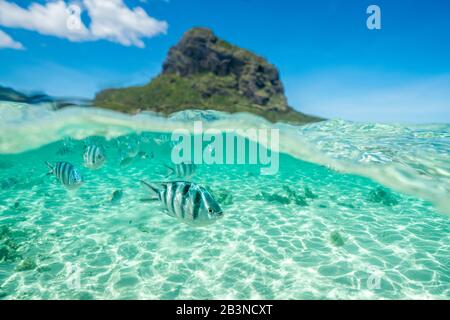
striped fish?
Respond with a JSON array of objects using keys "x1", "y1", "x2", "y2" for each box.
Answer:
[
  {"x1": 83, "y1": 145, "x2": 106, "y2": 169},
  {"x1": 165, "y1": 162, "x2": 196, "y2": 178},
  {"x1": 45, "y1": 161, "x2": 83, "y2": 188},
  {"x1": 140, "y1": 180, "x2": 223, "y2": 226}
]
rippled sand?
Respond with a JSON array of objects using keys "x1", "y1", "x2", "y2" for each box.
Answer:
[
  {"x1": 1, "y1": 104, "x2": 449, "y2": 300},
  {"x1": 0, "y1": 132, "x2": 449, "y2": 300}
]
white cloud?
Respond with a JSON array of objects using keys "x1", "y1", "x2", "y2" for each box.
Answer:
[
  {"x1": 0, "y1": 29, "x2": 23, "y2": 49},
  {"x1": 0, "y1": 0, "x2": 90, "y2": 41},
  {"x1": 0, "y1": 0, "x2": 168, "y2": 47},
  {"x1": 84, "y1": 0, "x2": 168, "y2": 48}
]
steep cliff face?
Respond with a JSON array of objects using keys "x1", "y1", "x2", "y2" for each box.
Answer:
[
  {"x1": 162, "y1": 28, "x2": 288, "y2": 111},
  {"x1": 95, "y1": 27, "x2": 322, "y2": 124}
]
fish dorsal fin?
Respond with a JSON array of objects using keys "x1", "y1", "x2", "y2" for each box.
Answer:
[
  {"x1": 140, "y1": 180, "x2": 160, "y2": 196},
  {"x1": 163, "y1": 164, "x2": 175, "y2": 179}
]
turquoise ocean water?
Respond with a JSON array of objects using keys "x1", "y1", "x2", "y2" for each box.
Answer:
[{"x1": 0, "y1": 102, "x2": 449, "y2": 299}]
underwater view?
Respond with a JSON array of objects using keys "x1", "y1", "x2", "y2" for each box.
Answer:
[
  {"x1": 0, "y1": 102, "x2": 448, "y2": 300},
  {"x1": 1, "y1": 0, "x2": 449, "y2": 304}
]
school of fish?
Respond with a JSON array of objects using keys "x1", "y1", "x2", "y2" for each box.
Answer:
[{"x1": 45, "y1": 138, "x2": 223, "y2": 226}]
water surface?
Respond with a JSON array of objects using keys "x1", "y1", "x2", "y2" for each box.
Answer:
[{"x1": 0, "y1": 102, "x2": 449, "y2": 299}]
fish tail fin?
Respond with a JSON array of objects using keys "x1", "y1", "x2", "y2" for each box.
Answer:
[
  {"x1": 45, "y1": 161, "x2": 54, "y2": 175},
  {"x1": 140, "y1": 180, "x2": 160, "y2": 198}
]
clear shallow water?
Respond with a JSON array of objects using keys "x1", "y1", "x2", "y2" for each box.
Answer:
[{"x1": 0, "y1": 102, "x2": 449, "y2": 300}]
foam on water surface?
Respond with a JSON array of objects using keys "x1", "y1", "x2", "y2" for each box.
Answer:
[{"x1": 0, "y1": 102, "x2": 449, "y2": 299}]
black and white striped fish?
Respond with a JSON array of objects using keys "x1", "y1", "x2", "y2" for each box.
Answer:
[
  {"x1": 140, "y1": 180, "x2": 223, "y2": 225},
  {"x1": 83, "y1": 145, "x2": 106, "y2": 169},
  {"x1": 45, "y1": 161, "x2": 83, "y2": 188},
  {"x1": 165, "y1": 162, "x2": 196, "y2": 178}
]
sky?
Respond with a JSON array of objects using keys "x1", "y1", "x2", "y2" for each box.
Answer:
[{"x1": 0, "y1": 0, "x2": 449, "y2": 123}]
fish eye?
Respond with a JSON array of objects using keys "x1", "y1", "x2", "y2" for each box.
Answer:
[{"x1": 208, "y1": 208, "x2": 213, "y2": 213}]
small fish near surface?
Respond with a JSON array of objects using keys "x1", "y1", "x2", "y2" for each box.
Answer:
[
  {"x1": 120, "y1": 156, "x2": 135, "y2": 167},
  {"x1": 165, "y1": 162, "x2": 197, "y2": 178},
  {"x1": 83, "y1": 145, "x2": 106, "y2": 169},
  {"x1": 153, "y1": 135, "x2": 170, "y2": 145},
  {"x1": 119, "y1": 139, "x2": 140, "y2": 158},
  {"x1": 119, "y1": 150, "x2": 151, "y2": 167},
  {"x1": 45, "y1": 161, "x2": 83, "y2": 189},
  {"x1": 140, "y1": 180, "x2": 223, "y2": 226}
]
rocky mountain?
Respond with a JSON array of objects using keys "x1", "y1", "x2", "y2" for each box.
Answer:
[{"x1": 94, "y1": 27, "x2": 322, "y2": 124}]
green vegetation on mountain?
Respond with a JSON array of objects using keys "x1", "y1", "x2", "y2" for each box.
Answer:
[{"x1": 95, "y1": 27, "x2": 322, "y2": 124}]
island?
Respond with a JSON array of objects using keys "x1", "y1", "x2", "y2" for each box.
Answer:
[{"x1": 94, "y1": 27, "x2": 322, "y2": 124}]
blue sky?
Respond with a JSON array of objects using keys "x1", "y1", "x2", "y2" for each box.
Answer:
[{"x1": 0, "y1": 0, "x2": 449, "y2": 123}]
